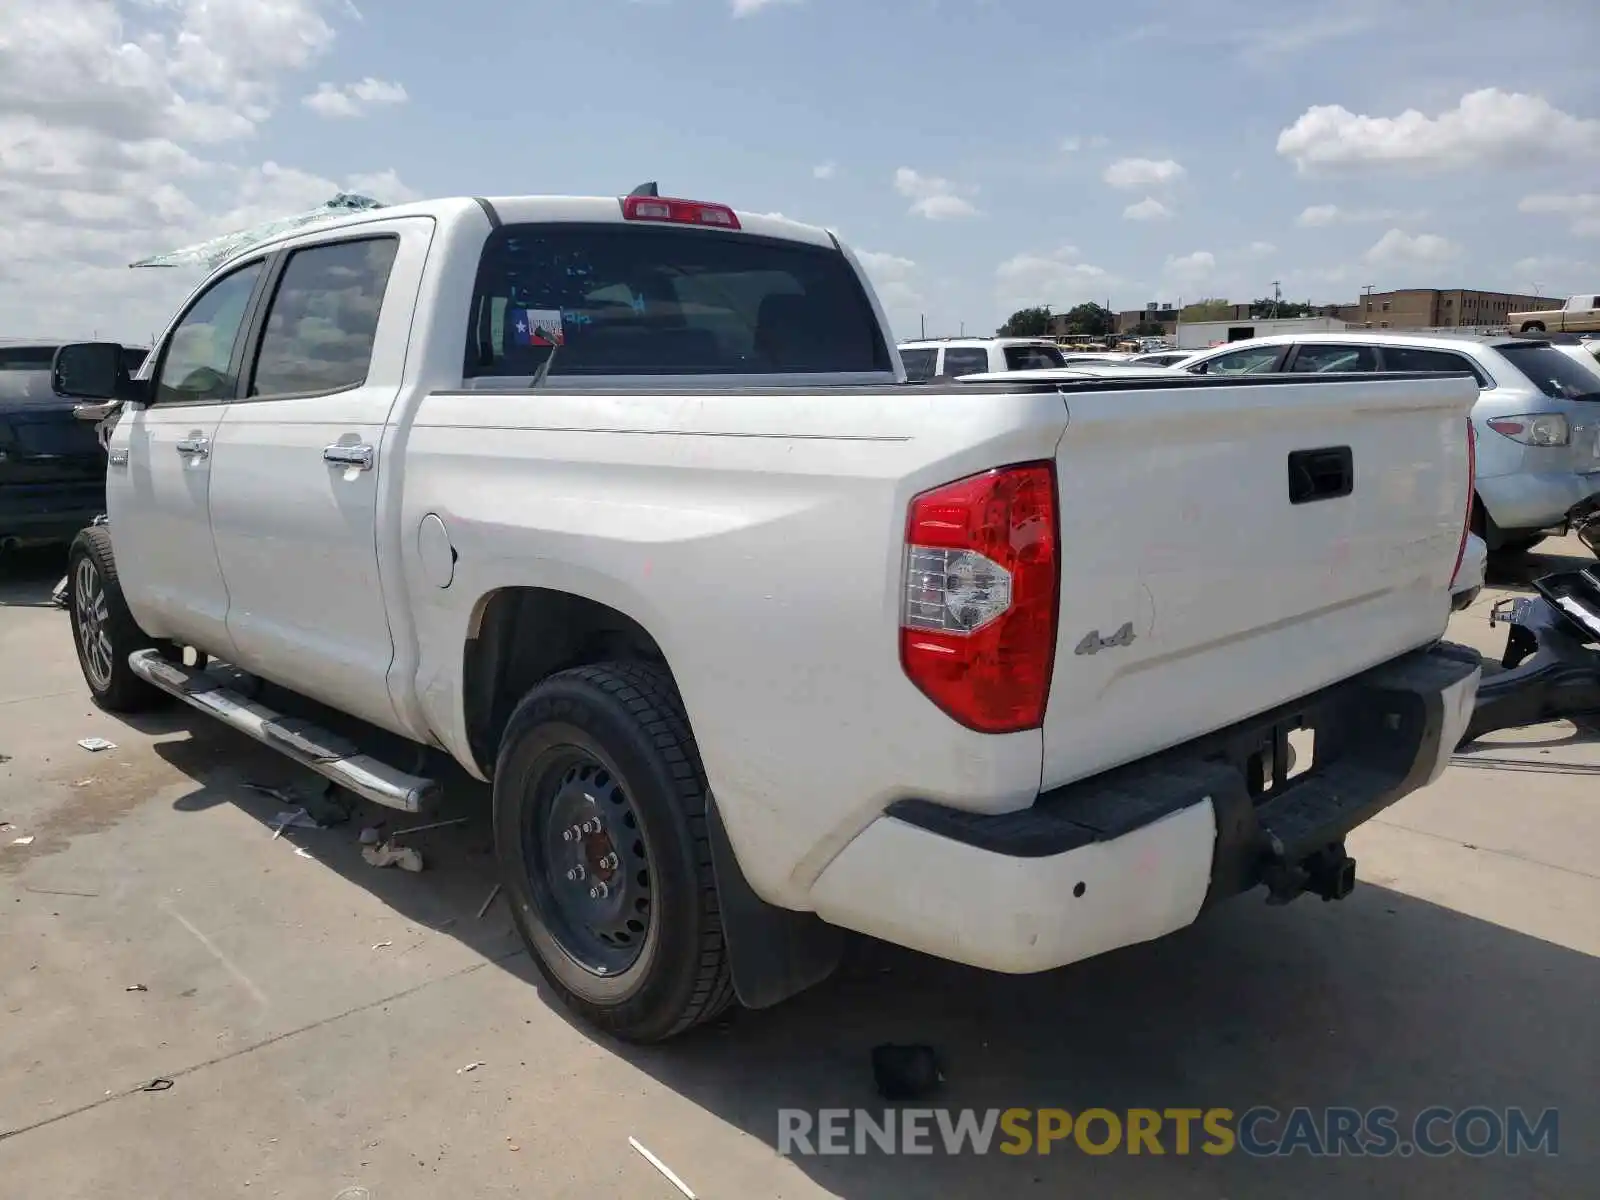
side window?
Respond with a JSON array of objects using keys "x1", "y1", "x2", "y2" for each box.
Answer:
[
  {"x1": 1288, "y1": 344, "x2": 1379, "y2": 373},
  {"x1": 249, "y1": 237, "x2": 399, "y2": 398},
  {"x1": 1191, "y1": 346, "x2": 1282, "y2": 375},
  {"x1": 1384, "y1": 346, "x2": 1486, "y2": 385},
  {"x1": 941, "y1": 347, "x2": 990, "y2": 376},
  {"x1": 899, "y1": 348, "x2": 937, "y2": 381},
  {"x1": 153, "y1": 261, "x2": 264, "y2": 405},
  {"x1": 1004, "y1": 345, "x2": 1067, "y2": 370}
]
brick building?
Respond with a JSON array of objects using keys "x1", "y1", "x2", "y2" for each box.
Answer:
[{"x1": 1337, "y1": 289, "x2": 1567, "y2": 330}]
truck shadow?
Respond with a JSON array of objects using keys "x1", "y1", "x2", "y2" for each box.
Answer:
[
  {"x1": 147, "y1": 720, "x2": 1598, "y2": 1200},
  {"x1": 0, "y1": 547, "x2": 67, "y2": 610},
  {"x1": 1485, "y1": 539, "x2": 1592, "y2": 591}
]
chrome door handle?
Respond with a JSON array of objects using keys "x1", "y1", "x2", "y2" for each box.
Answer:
[
  {"x1": 323, "y1": 443, "x2": 374, "y2": 470},
  {"x1": 175, "y1": 437, "x2": 210, "y2": 458}
]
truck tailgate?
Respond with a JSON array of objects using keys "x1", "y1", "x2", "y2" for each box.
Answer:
[{"x1": 1041, "y1": 373, "x2": 1475, "y2": 789}]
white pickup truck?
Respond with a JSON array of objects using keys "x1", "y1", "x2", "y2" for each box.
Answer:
[{"x1": 52, "y1": 190, "x2": 1481, "y2": 1042}]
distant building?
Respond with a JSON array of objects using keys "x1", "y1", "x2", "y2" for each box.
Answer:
[
  {"x1": 1112, "y1": 302, "x2": 1182, "y2": 336},
  {"x1": 1174, "y1": 316, "x2": 1351, "y2": 351},
  {"x1": 1338, "y1": 289, "x2": 1568, "y2": 330}
]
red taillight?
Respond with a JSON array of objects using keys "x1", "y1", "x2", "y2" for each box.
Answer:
[
  {"x1": 900, "y1": 463, "x2": 1059, "y2": 733},
  {"x1": 1452, "y1": 416, "x2": 1476, "y2": 585},
  {"x1": 620, "y1": 195, "x2": 742, "y2": 230}
]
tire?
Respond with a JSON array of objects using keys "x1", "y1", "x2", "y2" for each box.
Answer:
[
  {"x1": 492, "y1": 662, "x2": 734, "y2": 1043},
  {"x1": 66, "y1": 526, "x2": 171, "y2": 713},
  {"x1": 1521, "y1": 322, "x2": 1545, "y2": 334}
]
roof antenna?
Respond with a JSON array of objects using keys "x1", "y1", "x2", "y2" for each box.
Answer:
[{"x1": 628, "y1": 182, "x2": 660, "y2": 198}]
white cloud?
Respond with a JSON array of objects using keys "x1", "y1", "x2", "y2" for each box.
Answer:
[
  {"x1": 1363, "y1": 229, "x2": 1461, "y2": 267},
  {"x1": 1511, "y1": 255, "x2": 1598, "y2": 294},
  {"x1": 994, "y1": 245, "x2": 1116, "y2": 309},
  {"x1": 303, "y1": 77, "x2": 408, "y2": 119},
  {"x1": 1163, "y1": 250, "x2": 1216, "y2": 283},
  {"x1": 731, "y1": 0, "x2": 799, "y2": 14},
  {"x1": 812, "y1": 161, "x2": 837, "y2": 180},
  {"x1": 1061, "y1": 134, "x2": 1110, "y2": 153},
  {"x1": 1122, "y1": 196, "x2": 1171, "y2": 222},
  {"x1": 1247, "y1": 241, "x2": 1277, "y2": 256},
  {"x1": 0, "y1": 1, "x2": 414, "y2": 339},
  {"x1": 1519, "y1": 192, "x2": 1600, "y2": 237},
  {"x1": 1277, "y1": 88, "x2": 1600, "y2": 174},
  {"x1": 1102, "y1": 157, "x2": 1185, "y2": 189},
  {"x1": 894, "y1": 167, "x2": 980, "y2": 220},
  {"x1": 1295, "y1": 203, "x2": 1418, "y2": 227}
]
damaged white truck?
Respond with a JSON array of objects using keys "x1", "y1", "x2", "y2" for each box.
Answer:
[{"x1": 53, "y1": 190, "x2": 1480, "y2": 1042}]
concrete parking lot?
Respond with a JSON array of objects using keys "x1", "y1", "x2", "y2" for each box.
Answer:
[{"x1": 2, "y1": 544, "x2": 1596, "y2": 1199}]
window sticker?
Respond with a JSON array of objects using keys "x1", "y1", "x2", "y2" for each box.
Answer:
[{"x1": 513, "y1": 309, "x2": 565, "y2": 347}]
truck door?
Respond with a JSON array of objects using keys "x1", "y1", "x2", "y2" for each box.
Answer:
[
  {"x1": 109, "y1": 257, "x2": 269, "y2": 656},
  {"x1": 206, "y1": 218, "x2": 433, "y2": 732}
]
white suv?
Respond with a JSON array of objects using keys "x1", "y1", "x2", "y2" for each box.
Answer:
[{"x1": 896, "y1": 337, "x2": 1067, "y2": 381}]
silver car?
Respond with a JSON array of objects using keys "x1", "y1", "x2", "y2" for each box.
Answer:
[{"x1": 1175, "y1": 333, "x2": 1600, "y2": 554}]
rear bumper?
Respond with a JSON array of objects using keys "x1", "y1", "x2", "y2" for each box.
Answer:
[
  {"x1": 808, "y1": 644, "x2": 1480, "y2": 974},
  {"x1": 1477, "y1": 470, "x2": 1600, "y2": 537},
  {"x1": 0, "y1": 481, "x2": 104, "y2": 543}
]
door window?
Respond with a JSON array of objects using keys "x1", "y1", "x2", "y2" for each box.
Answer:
[
  {"x1": 941, "y1": 347, "x2": 990, "y2": 376},
  {"x1": 1189, "y1": 345, "x2": 1282, "y2": 375},
  {"x1": 1288, "y1": 344, "x2": 1379, "y2": 373},
  {"x1": 1382, "y1": 346, "x2": 1487, "y2": 385},
  {"x1": 899, "y1": 348, "x2": 937, "y2": 381},
  {"x1": 249, "y1": 237, "x2": 399, "y2": 398},
  {"x1": 153, "y1": 261, "x2": 264, "y2": 405}
]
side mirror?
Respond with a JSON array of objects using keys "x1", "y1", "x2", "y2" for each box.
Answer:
[
  {"x1": 52, "y1": 342, "x2": 129, "y2": 401},
  {"x1": 73, "y1": 400, "x2": 121, "y2": 423}
]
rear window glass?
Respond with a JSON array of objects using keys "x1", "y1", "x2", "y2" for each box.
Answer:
[
  {"x1": 942, "y1": 347, "x2": 990, "y2": 376},
  {"x1": 1499, "y1": 344, "x2": 1600, "y2": 399},
  {"x1": 899, "y1": 347, "x2": 937, "y2": 381},
  {"x1": 1382, "y1": 346, "x2": 1485, "y2": 384},
  {"x1": 1289, "y1": 344, "x2": 1379, "y2": 373},
  {"x1": 1004, "y1": 344, "x2": 1067, "y2": 370},
  {"x1": 466, "y1": 224, "x2": 891, "y2": 377}
]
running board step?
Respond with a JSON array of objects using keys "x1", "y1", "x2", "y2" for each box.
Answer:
[{"x1": 128, "y1": 649, "x2": 440, "y2": 814}]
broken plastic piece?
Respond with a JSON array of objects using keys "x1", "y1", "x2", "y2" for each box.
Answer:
[
  {"x1": 11, "y1": 835, "x2": 34, "y2": 846},
  {"x1": 125, "y1": 984, "x2": 148, "y2": 992},
  {"x1": 77, "y1": 737, "x2": 117, "y2": 752},
  {"x1": 142, "y1": 1078, "x2": 174, "y2": 1092},
  {"x1": 457, "y1": 1061, "x2": 484, "y2": 1074},
  {"x1": 476, "y1": 883, "x2": 502, "y2": 920},
  {"x1": 358, "y1": 827, "x2": 383, "y2": 846},
  {"x1": 361, "y1": 841, "x2": 423, "y2": 872},
  {"x1": 271, "y1": 809, "x2": 323, "y2": 840},
  {"x1": 628, "y1": 1137, "x2": 697, "y2": 1199}
]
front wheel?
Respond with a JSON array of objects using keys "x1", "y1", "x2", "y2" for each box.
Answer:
[
  {"x1": 492, "y1": 662, "x2": 734, "y2": 1043},
  {"x1": 67, "y1": 526, "x2": 170, "y2": 713},
  {"x1": 1521, "y1": 322, "x2": 1546, "y2": 333}
]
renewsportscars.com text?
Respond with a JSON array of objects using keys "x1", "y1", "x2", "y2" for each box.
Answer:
[{"x1": 777, "y1": 1106, "x2": 1559, "y2": 1158}]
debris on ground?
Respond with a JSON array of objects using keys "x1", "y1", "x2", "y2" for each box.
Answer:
[
  {"x1": 870, "y1": 1043, "x2": 944, "y2": 1101},
  {"x1": 392, "y1": 816, "x2": 469, "y2": 838},
  {"x1": 293, "y1": 847, "x2": 315, "y2": 860},
  {"x1": 0, "y1": 822, "x2": 12, "y2": 832},
  {"x1": 270, "y1": 809, "x2": 323, "y2": 840},
  {"x1": 141, "y1": 1078, "x2": 174, "y2": 1092},
  {"x1": 476, "y1": 883, "x2": 502, "y2": 920},
  {"x1": 73, "y1": 778, "x2": 94, "y2": 787},
  {"x1": 361, "y1": 840, "x2": 423, "y2": 872},
  {"x1": 0, "y1": 753, "x2": 11, "y2": 764},
  {"x1": 24, "y1": 885, "x2": 99, "y2": 897},
  {"x1": 125, "y1": 984, "x2": 147, "y2": 992},
  {"x1": 628, "y1": 1137, "x2": 697, "y2": 1199},
  {"x1": 372, "y1": 941, "x2": 393, "y2": 951},
  {"x1": 457, "y1": 1061, "x2": 484, "y2": 1074},
  {"x1": 358, "y1": 826, "x2": 383, "y2": 846},
  {"x1": 247, "y1": 781, "x2": 350, "y2": 826},
  {"x1": 76, "y1": 737, "x2": 117, "y2": 753},
  {"x1": 11, "y1": 835, "x2": 35, "y2": 846}
]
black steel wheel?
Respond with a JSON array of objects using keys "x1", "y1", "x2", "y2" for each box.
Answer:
[{"x1": 492, "y1": 662, "x2": 733, "y2": 1043}]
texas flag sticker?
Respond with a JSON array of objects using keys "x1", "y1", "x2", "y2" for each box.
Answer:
[{"x1": 513, "y1": 309, "x2": 565, "y2": 347}]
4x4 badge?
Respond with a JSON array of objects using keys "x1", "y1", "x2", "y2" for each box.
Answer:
[{"x1": 1075, "y1": 622, "x2": 1136, "y2": 657}]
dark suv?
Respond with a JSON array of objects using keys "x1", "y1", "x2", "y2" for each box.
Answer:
[{"x1": 0, "y1": 343, "x2": 148, "y2": 550}]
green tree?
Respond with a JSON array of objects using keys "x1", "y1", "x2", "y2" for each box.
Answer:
[
  {"x1": 1180, "y1": 297, "x2": 1234, "y2": 321},
  {"x1": 1248, "y1": 297, "x2": 1317, "y2": 319},
  {"x1": 1132, "y1": 320, "x2": 1168, "y2": 337},
  {"x1": 1060, "y1": 302, "x2": 1114, "y2": 336},
  {"x1": 997, "y1": 305, "x2": 1053, "y2": 336}
]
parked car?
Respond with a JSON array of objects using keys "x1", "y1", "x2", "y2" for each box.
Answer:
[
  {"x1": 1553, "y1": 338, "x2": 1600, "y2": 383},
  {"x1": 52, "y1": 192, "x2": 1479, "y2": 1043},
  {"x1": 1175, "y1": 332, "x2": 1600, "y2": 555},
  {"x1": 0, "y1": 342, "x2": 146, "y2": 551},
  {"x1": 1128, "y1": 350, "x2": 1195, "y2": 368},
  {"x1": 896, "y1": 337, "x2": 1066, "y2": 380},
  {"x1": 1509, "y1": 293, "x2": 1600, "y2": 335}
]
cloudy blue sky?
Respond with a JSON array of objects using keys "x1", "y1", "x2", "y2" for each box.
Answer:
[{"x1": 2, "y1": 0, "x2": 1597, "y2": 343}]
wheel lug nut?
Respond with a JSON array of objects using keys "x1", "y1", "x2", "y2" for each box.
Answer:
[
  {"x1": 589, "y1": 883, "x2": 610, "y2": 900},
  {"x1": 566, "y1": 866, "x2": 585, "y2": 882},
  {"x1": 599, "y1": 853, "x2": 619, "y2": 871}
]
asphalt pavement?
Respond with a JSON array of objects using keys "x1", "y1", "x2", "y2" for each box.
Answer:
[{"x1": 1, "y1": 542, "x2": 1596, "y2": 1199}]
